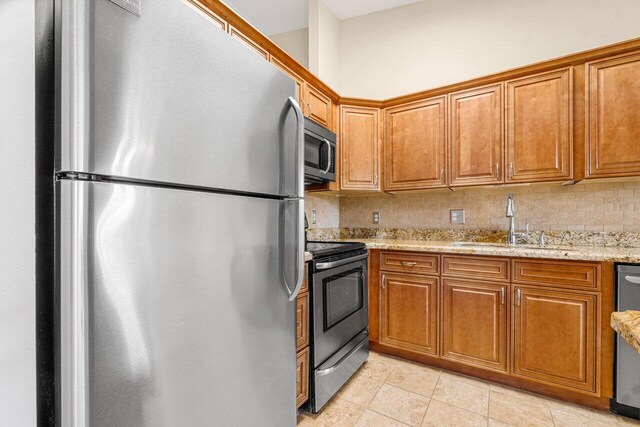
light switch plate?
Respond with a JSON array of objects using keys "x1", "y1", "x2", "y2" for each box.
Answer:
[
  {"x1": 373, "y1": 211, "x2": 380, "y2": 224},
  {"x1": 311, "y1": 209, "x2": 317, "y2": 225},
  {"x1": 450, "y1": 209, "x2": 465, "y2": 224}
]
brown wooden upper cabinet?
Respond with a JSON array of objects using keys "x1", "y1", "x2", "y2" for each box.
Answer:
[
  {"x1": 506, "y1": 68, "x2": 573, "y2": 183},
  {"x1": 449, "y1": 84, "x2": 504, "y2": 186},
  {"x1": 586, "y1": 52, "x2": 640, "y2": 178},
  {"x1": 228, "y1": 25, "x2": 269, "y2": 60},
  {"x1": 270, "y1": 56, "x2": 304, "y2": 111},
  {"x1": 340, "y1": 105, "x2": 381, "y2": 191},
  {"x1": 304, "y1": 84, "x2": 333, "y2": 131},
  {"x1": 385, "y1": 97, "x2": 448, "y2": 191}
]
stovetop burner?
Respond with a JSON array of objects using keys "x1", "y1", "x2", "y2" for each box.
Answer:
[{"x1": 306, "y1": 241, "x2": 366, "y2": 259}]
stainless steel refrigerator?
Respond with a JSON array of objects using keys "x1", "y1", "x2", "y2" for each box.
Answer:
[{"x1": 55, "y1": 0, "x2": 305, "y2": 425}]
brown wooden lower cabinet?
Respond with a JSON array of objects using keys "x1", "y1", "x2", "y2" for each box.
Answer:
[
  {"x1": 296, "y1": 292, "x2": 309, "y2": 351},
  {"x1": 441, "y1": 279, "x2": 508, "y2": 372},
  {"x1": 512, "y1": 286, "x2": 597, "y2": 393},
  {"x1": 371, "y1": 250, "x2": 614, "y2": 410},
  {"x1": 296, "y1": 347, "x2": 309, "y2": 408},
  {"x1": 380, "y1": 272, "x2": 439, "y2": 356}
]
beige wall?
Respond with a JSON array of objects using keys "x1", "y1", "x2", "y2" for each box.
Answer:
[
  {"x1": 337, "y1": 0, "x2": 640, "y2": 99},
  {"x1": 270, "y1": 28, "x2": 309, "y2": 68},
  {"x1": 339, "y1": 180, "x2": 640, "y2": 232},
  {"x1": 309, "y1": 0, "x2": 341, "y2": 89},
  {"x1": 0, "y1": 0, "x2": 36, "y2": 424}
]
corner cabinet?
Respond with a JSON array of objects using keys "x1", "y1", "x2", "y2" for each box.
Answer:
[
  {"x1": 384, "y1": 97, "x2": 448, "y2": 191},
  {"x1": 506, "y1": 69, "x2": 573, "y2": 183},
  {"x1": 304, "y1": 84, "x2": 333, "y2": 130},
  {"x1": 340, "y1": 105, "x2": 382, "y2": 191},
  {"x1": 586, "y1": 52, "x2": 640, "y2": 178},
  {"x1": 449, "y1": 84, "x2": 504, "y2": 186}
]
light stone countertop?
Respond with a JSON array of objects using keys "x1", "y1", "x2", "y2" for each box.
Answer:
[
  {"x1": 329, "y1": 238, "x2": 640, "y2": 263},
  {"x1": 611, "y1": 311, "x2": 640, "y2": 352},
  {"x1": 305, "y1": 251, "x2": 313, "y2": 262}
]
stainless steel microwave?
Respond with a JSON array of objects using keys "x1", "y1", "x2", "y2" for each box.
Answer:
[{"x1": 304, "y1": 117, "x2": 336, "y2": 184}]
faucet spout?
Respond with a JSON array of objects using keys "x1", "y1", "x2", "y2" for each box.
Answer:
[{"x1": 506, "y1": 193, "x2": 515, "y2": 217}]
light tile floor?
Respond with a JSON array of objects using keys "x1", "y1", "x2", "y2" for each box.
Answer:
[{"x1": 298, "y1": 352, "x2": 640, "y2": 427}]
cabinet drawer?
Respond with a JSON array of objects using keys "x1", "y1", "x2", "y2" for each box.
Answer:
[
  {"x1": 442, "y1": 255, "x2": 509, "y2": 282},
  {"x1": 512, "y1": 260, "x2": 600, "y2": 290},
  {"x1": 380, "y1": 251, "x2": 439, "y2": 275},
  {"x1": 299, "y1": 262, "x2": 309, "y2": 294},
  {"x1": 296, "y1": 292, "x2": 309, "y2": 351},
  {"x1": 296, "y1": 347, "x2": 310, "y2": 408}
]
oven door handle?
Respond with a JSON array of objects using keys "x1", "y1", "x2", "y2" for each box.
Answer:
[
  {"x1": 315, "y1": 253, "x2": 368, "y2": 270},
  {"x1": 316, "y1": 337, "x2": 368, "y2": 377}
]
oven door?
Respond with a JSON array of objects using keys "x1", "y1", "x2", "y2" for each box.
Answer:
[{"x1": 312, "y1": 257, "x2": 368, "y2": 367}]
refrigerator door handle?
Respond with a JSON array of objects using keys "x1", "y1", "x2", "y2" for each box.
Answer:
[
  {"x1": 288, "y1": 96, "x2": 304, "y2": 198},
  {"x1": 280, "y1": 198, "x2": 305, "y2": 301}
]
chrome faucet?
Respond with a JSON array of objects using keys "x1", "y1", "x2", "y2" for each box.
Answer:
[{"x1": 506, "y1": 193, "x2": 529, "y2": 244}]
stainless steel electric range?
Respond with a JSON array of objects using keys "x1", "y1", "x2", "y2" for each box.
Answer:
[{"x1": 305, "y1": 241, "x2": 369, "y2": 413}]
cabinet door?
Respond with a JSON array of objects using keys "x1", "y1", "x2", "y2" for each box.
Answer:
[
  {"x1": 586, "y1": 52, "x2": 640, "y2": 178},
  {"x1": 506, "y1": 69, "x2": 572, "y2": 182},
  {"x1": 304, "y1": 84, "x2": 333, "y2": 130},
  {"x1": 512, "y1": 286, "x2": 596, "y2": 392},
  {"x1": 340, "y1": 105, "x2": 381, "y2": 191},
  {"x1": 385, "y1": 97, "x2": 447, "y2": 191},
  {"x1": 449, "y1": 84, "x2": 504, "y2": 186},
  {"x1": 380, "y1": 273, "x2": 438, "y2": 356},
  {"x1": 270, "y1": 56, "x2": 304, "y2": 113},
  {"x1": 296, "y1": 347, "x2": 309, "y2": 408},
  {"x1": 229, "y1": 25, "x2": 269, "y2": 60},
  {"x1": 442, "y1": 279, "x2": 508, "y2": 372},
  {"x1": 296, "y1": 292, "x2": 309, "y2": 351}
]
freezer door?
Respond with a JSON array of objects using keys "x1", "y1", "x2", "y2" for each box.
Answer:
[
  {"x1": 58, "y1": 180, "x2": 298, "y2": 426},
  {"x1": 58, "y1": 0, "x2": 302, "y2": 197}
]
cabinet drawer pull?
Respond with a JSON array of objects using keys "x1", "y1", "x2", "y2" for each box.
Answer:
[
  {"x1": 401, "y1": 261, "x2": 417, "y2": 267},
  {"x1": 381, "y1": 274, "x2": 386, "y2": 289},
  {"x1": 501, "y1": 287, "x2": 505, "y2": 305},
  {"x1": 496, "y1": 163, "x2": 500, "y2": 177},
  {"x1": 509, "y1": 162, "x2": 514, "y2": 178},
  {"x1": 515, "y1": 288, "x2": 521, "y2": 306}
]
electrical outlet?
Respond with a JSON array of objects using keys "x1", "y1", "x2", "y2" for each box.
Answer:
[
  {"x1": 373, "y1": 211, "x2": 380, "y2": 224},
  {"x1": 311, "y1": 209, "x2": 317, "y2": 225},
  {"x1": 450, "y1": 209, "x2": 465, "y2": 224}
]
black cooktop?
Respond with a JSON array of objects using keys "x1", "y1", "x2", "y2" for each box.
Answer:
[{"x1": 306, "y1": 241, "x2": 366, "y2": 258}]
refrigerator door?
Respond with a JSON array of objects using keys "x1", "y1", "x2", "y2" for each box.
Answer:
[
  {"x1": 58, "y1": 0, "x2": 302, "y2": 198},
  {"x1": 58, "y1": 180, "x2": 298, "y2": 426}
]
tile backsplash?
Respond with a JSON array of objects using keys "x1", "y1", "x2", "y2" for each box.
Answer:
[
  {"x1": 337, "y1": 179, "x2": 640, "y2": 233},
  {"x1": 305, "y1": 193, "x2": 340, "y2": 229}
]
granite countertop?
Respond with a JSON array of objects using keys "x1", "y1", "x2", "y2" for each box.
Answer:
[
  {"x1": 611, "y1": 311, "x2": 640, "y2": 352},
  {"x1": 329, "y1": 238, "x2": 640, "y2": 263},
  {"x1": 305, "y1": 251, "x2": 313, "y2": 262}
]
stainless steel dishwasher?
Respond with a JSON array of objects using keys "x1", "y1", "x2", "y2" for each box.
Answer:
[{"x1": 612, "y1": 265, "x2": 640, "y2": 420}]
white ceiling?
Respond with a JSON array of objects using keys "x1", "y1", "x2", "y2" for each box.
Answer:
[
  {"x1": 222, "y1": 0, "x2": 423, "y2": 36},
  {"x1": 323, "y1": 0, "x2": 423, "y2": 21}
]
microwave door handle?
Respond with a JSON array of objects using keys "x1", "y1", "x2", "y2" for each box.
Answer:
[{"x1": 322, "y1": 139, "x2": 332, "y2": 174}]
